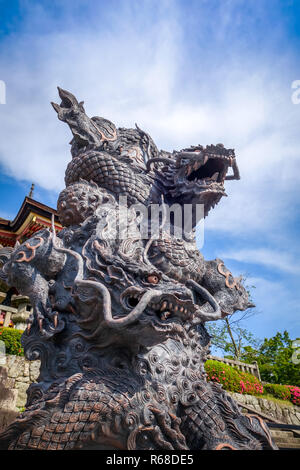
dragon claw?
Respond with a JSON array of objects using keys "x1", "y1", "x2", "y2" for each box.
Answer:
[
  {"x1": 53, "y1": 313, "x2": 58, "y2": 329},
  {"x1": 38, "y1": 318, "x2": 43, "y2": 331}
]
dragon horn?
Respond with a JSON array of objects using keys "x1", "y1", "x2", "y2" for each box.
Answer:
[
  {"x1": 50, "y1": 214, "x2": 56, "y2": 236},
  {"x1": 51, "y1": 102, "x2": 60, "y2": 114},
  {"x1": 51, "y1": 88, "x2": 81, "y2": 115},
  {"x1": 57, "y1": 87, "x2": 80, "y2": 108}
]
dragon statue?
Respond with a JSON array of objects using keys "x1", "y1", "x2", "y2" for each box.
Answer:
[{"x1": 0, "y1": 88, "x2": 277, "y2": 450}]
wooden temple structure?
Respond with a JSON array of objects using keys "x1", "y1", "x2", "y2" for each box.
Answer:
[{"x1": 0, "y1": 196, "x2": 61, "y2": 248}]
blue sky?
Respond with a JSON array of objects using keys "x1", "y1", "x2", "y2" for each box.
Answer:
[{"x1": 0, "y1": 0, "x2": 299, "y2": 345}]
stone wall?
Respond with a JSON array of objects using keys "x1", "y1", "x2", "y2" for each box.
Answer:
[
  {"x1": 0, "y1": 356, "x2": 40, "y2": 431},
  {"x1": 2, "y1": 356, "x2": 40, "y2": 408},
  {"x1": 229, "y1": 391, "x2": 300, "y2": 426}
]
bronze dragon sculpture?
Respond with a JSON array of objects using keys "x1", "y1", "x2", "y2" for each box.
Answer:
[{"x1": 0, "y1": 88, "x2": 276, "y2": 450}]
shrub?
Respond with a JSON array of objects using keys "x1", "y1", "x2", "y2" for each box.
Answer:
[
  {"x1": 239, "y1": 371, "x2": 264, "y2": 395},
  {"x1": 0, "y1": 327, "x2": 24, "y2": 356},
  {"x1": 263, "y1": 383, "x2": 291, "y2": 401},
  {"x1": 204, "y1": 360, "x2": 264, "y2": 396},
  {"x1": 205, "y1": 360, "x2": 241, "y2": 393},
  {"x1": 285, "y1": 385, "x2": 300, "y2": 406},
  {"x1": 263, "y1": 383, "x2": 300, "y2": 406}
]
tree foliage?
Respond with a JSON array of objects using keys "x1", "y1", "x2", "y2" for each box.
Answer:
[
  {"x1": 206, "y1": 318, "x2": 260, "y2": 361},
  {"x1": 240, "y1": 331, "x2": 300, "y2": 386},
  {"x1": 207, "y1": 320, "x2": 300, "y2": 387}
]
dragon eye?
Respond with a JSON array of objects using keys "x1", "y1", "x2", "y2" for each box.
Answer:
[{"x1": 147, "y1": 274, "x2": 159, "y2": 285}]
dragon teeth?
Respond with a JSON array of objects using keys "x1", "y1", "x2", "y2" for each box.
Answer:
[
  {"x1": 161, "y1": 311, "x2": 171, "y2": 320},
  {"x1": 149, "y1": 298, "x2": 190, "y2": 317}
]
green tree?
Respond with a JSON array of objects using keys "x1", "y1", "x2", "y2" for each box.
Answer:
[
  {"x1": 241, "y1": 331, "x2": 300, "y2": 386},
  {"x1": 206, "y1": 318, "x2": 261, "y2": 361}
]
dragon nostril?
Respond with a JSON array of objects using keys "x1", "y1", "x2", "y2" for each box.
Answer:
[{"x1": 127, "y1": 297, "x2": 139, "y2": 309}]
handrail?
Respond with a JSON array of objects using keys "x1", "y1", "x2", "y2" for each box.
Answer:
[
  {"x1": 207, "y1": 354, "x2": 261, "y2": 380},
  {"x1": 266, "y1": 422, "x2": 300, "y2": 431}
]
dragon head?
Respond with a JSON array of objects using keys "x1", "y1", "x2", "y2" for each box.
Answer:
[
  {"x1": 147, "y1": 143, "x2": 240, "y2": 218},
  {"x1": 52, "y1": 203, "x2": 225, "y2": 353},
  {"x1": 52, "y1": 88, "x2": 240, "y2": 225}
]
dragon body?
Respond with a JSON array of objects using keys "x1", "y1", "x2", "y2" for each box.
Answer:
[{"x1": 0, "y1": 89, "x2": 276, "y2": 450}]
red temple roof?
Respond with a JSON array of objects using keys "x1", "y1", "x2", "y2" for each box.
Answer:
[{"x1": 0, "y1": 196, "x2": 62, "y2": 247}]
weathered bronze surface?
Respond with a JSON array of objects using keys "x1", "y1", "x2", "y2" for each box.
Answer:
[{"x1": 0, "y1": 88, "x2": 277, "y2": 450}]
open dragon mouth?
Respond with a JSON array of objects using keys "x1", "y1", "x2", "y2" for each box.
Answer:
[
  {"x1": 173, "y1": 145, "x2": 238, "y2": 186},
  {"x1": 186, "y1": 155, "x2": 230, "y2": 184},
  {"x1": 163, "y1": 145, "x2": 241, "y2": 217},
  {"x1": 147, "y1": 296, "x2": 194, "y2": 321},
  {"x1": 122, "y1": 289, "x2": 195, "y2": 323},
  {"x1": 120, "y1": 282, "x2": 222, "y2": 326}
]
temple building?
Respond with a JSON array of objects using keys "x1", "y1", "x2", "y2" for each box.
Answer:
[
  {"x1": 0, "y1": 185, "x2": 61, "y2": 247},
  {"x1": 0, "y1": 185, "x2": 62, "y2": 329}
]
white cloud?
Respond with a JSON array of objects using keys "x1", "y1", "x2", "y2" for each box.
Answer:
[
  {"x1": 0, "y1": 3, "x2": 183, "y2": 191},
  {"x1": 0, "y1": 0, "x2": 299, "y2": 241},
  {"x1": 220, "y1": 248, "x2": 300, "y2": 275}
]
